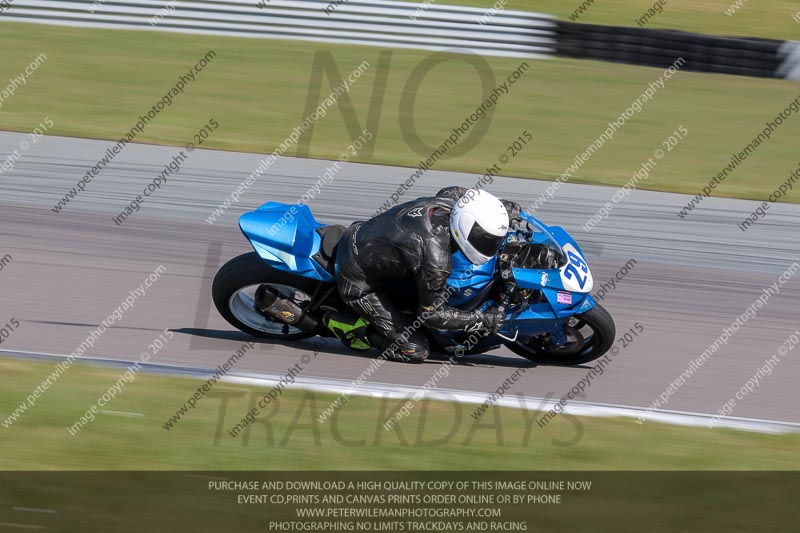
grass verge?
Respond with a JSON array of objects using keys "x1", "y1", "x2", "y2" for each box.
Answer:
[
  {"x1": 1, "y1": 22, "x2": 799, "y2": 203},
  {"x1": 1, "y1": 358, "x2": 798, "y2": 470}
]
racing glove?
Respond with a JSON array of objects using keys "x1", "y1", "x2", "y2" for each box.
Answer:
[{"x1": 501, "y1": 200, "x2": 523, "y2": 225}]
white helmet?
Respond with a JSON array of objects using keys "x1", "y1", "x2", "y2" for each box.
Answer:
[{"x1": 450, "y1": 189, "x2": 509, "y2": 265}]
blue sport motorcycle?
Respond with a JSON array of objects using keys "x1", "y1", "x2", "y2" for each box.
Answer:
[{"x1": 213, "y1": 201, "x2": 615, "y2": 366}]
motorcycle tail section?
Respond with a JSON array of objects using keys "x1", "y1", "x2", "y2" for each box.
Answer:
[{"x1": 239, "y1": 202, "x2": 334, "y2": 281}]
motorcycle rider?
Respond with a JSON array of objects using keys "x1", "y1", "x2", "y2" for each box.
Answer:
[{"x1": 324, "y1": 186, "x2": 521, "y2": 363}]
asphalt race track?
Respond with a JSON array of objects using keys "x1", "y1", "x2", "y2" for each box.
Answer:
[{"x1": 2, "y1": 131, "x2": 799, "y2": 425}]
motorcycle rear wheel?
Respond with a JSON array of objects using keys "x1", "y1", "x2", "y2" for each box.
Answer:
[
  {"x1": 507, "y1": 304, "x2": 616, "y2": 366},
  {"x1": 212, "y1": 252, "x2": 322, "y2": 340}
]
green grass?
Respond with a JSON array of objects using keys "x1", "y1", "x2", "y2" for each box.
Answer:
[
  {"x1": 398, "y1": 0, "x2": 800, "y2": 41},
  {"x1": 1, "y1": 358, "x2": 798, "y2": 470},
  {"x1": 1, "y1": 22, "x2": 799, "y2": 203}
]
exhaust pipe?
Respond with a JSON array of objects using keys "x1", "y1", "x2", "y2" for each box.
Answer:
[{"x1": 255, "y1": 285, "x2": 318, "y2": 331}]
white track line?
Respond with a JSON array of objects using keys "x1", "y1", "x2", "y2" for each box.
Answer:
[
  {"x1": 100, "y1": 410, "x2": 145, "y2": 418},
  {"x1": 3, "y1": 348, "x2": 800, "y2": 434}
]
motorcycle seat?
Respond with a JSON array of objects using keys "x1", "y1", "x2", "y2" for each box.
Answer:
[{"x1": 314, "y1": 224, "x2": 346, "y2": 275}]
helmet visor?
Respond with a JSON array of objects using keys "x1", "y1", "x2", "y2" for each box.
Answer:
[{"x1": 467, "y1": 223, "x2": 505, "y2": 257}]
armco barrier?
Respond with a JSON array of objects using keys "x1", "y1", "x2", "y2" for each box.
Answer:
[
  {"x1": 558, "y1": 21, "x2": 790, "y2": 79},
  {"x1": 3, "y1": 0, "x2": 557, "y2": 59},
  {"x1": 3, "y1": 1, "x2": 797, "y2": 79}
]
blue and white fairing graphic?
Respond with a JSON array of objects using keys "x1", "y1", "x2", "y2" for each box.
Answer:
[{"x1": 505, "y1": 213, "x2": 597, "y2": 327}]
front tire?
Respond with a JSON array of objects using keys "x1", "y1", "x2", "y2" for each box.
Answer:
[
  {"x1": 507, "y1": 304, "x2": 616, "y2": 366},
  {"x1": 212, "y1": 253, "x2": 322, "y2": 340}
]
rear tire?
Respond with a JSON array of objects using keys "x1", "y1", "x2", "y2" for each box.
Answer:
[
  {"x1": 507, "y1": 304, "x2": 616, "y2": 366},
  {"x1": 212, "y1": 252, "x2": 322, "y2": 340}
]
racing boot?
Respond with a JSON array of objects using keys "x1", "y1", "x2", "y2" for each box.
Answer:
[
  {"x1": 322, "y1": 311, "x2": 371, "y2": 351},
  {"x1": 368, "y1": 330, "x2": 429, "y2": 364}
]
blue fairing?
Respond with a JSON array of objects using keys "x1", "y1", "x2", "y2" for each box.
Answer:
[
  {"x1": 505, "y1": 293, "x2": 595, "y2": 337},
  {"x1": 439, "y1": 213, "x2": 596, "y2": 345},
  {"x1": 239, "y1": 202, "x2": 334, "y2": 282},
  {"x1": 446, "y1": 250, "x2": 496, "y2": 306},
  {"x1": 464, "y1": 213, "x2": 595, "y2": 343}
]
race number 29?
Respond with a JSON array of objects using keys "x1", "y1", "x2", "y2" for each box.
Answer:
[{"x1": 563, "y1": 251, "x2": 589, "y2": 289}]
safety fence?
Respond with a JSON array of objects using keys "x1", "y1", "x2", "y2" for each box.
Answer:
[
  {"x1": 3, "y1": 0, "x2": 798, "y2": 78},
  {"x1": 3, "y1": 0, "x2": 557, "y2": 59}
]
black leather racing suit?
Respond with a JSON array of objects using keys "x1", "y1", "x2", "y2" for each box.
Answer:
[{"x1": 335, "y1": 186, "x2": 520, "y2": 363}]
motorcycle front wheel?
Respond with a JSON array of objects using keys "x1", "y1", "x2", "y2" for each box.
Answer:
[{"x1": 507, "y1": 304, "x2": 616, "y2": 366}]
